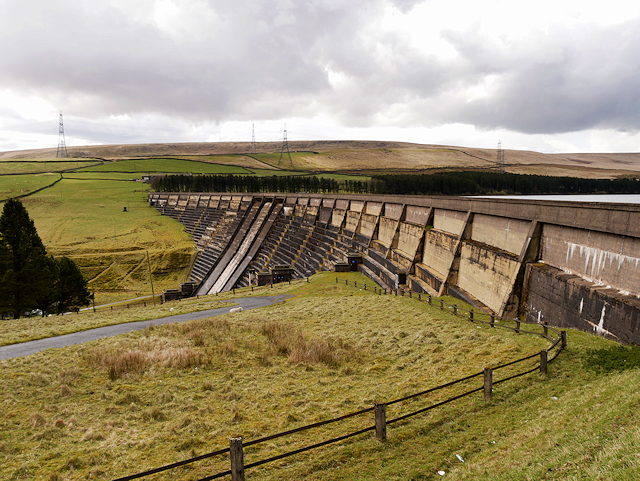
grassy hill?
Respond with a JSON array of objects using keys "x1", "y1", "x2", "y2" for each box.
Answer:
[
  {"x1": 1, "y1": 141, "x2": 639, "y2": 479},
  {"x1": 3, "y1": 140, "x2": 640, "y2": 178},
  {"x1": 0, "y1": 273, "x2": 638, "y2": 480},
  {"x1": 1, "y1": 140, "x2": 639, "y2": 305}
]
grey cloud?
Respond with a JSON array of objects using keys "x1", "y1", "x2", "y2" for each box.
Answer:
[
  {"x1": 2, "y1": 0, "x2": 639, "y2": 139},
  {"x1": 438, "y1": 19, "x2": 640, "y2": 134}
]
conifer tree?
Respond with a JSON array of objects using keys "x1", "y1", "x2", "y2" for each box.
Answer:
[
  {"x1": 54, "y1": 256, "x2": 92, "y2": 314},
  {"x1": 0, "y1": 198, "x2": 53, "y2": 318}
]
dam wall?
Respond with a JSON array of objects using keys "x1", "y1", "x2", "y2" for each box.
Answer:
[{"x1": 149, "y1": 192, "x2": 640, "y2": 344}]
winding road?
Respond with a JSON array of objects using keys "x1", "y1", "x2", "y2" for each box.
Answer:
[{"x1": 0, "y1": 294, "x2": 291, "y2": 360}]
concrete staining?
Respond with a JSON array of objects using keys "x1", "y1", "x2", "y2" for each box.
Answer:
[{"x1": 150, "y1": 193, "x2": 640, "y2": 344}]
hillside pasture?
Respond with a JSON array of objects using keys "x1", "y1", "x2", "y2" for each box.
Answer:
[
  {"x1": 0, "y1": 274, "x2": 637, "y2": 480},
  {"x1": 0, "y1": 173, "x2": 62, "y2": 200},
  {"x1": 77, "y1": 158, "x2": 252, "y2": 174},
  {"x1": 20, "y1": 176, "x2": 193, "y2": 305},
  {"x1": 0, "y1": 159, "x2": 102, "y2": 175}
]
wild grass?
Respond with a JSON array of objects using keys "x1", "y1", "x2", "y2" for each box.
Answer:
[
  {"x1": 19, "y1": 176, "x2": 193, "y2": 305},
  {"x1": 76, "y1": 158, "x2": 251, "y2": 174},
  {"x1": 0, "y1": 294, "x2": 234, "y2": 346},
  {"x1": 0, "y1": 160, "x2": 101, "y2": 175},
  {"x1": 0, "y1": 173, "x2": 61, "y2": 199},
  {"x1": 2, "y1": 272, "x2": 630, "y2": 480}
]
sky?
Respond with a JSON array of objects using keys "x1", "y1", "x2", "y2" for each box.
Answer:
[{"x1": 1, "y1": 0, "x2": 640, "y2": 154}]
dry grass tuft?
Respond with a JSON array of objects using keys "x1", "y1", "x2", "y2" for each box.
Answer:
[
  {"x1": 116, "y1": 393, "x2": 141, "y2": 405},
  {"x1": 29, "y1": 412, "x2": 46, "y2": 428},
  {"x1": 59, "y1": 367, "x2": 81, "y2": 385},
  {"x1": 85, "y1": 344, "x2": 206, "y2": 380},
  {"x1": 288, "y1": 336, "x2": 355, "y2": 367},
  {"x1": 142, "y1": 407, "x2": 166, "y2": 422},
  {"x1": 59, "y1": 384, "x2": 73, "y2": 397},
  {"x1": 261, "y1": 320, "x2": 355, "y2": 367},
  {"x1": 81, "y1": 428, "x2": 105, "y2": 442},
  {"x1": 202, "y1": 380, "x2": 214, "y2": 391}
]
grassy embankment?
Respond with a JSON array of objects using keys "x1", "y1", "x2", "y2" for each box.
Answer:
[
  {"x1": 0, "y1": 154, "x2": 374, "y2": 306},
  {"x1": 1, "y1": 272, "x2": 639, "y2": 480}
]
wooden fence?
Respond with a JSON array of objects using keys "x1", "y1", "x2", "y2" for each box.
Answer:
[{"x1": 114, "y1": 277, "x2": 566, "y2": 481}]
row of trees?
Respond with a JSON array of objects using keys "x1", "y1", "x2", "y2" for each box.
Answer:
[
  {"x1": 370, "y1": 171, "x2": 640, "y2": 196},
  {"x1": 152, "y1": 174, "x2": 343, "y2": 194},
  {"x1": 151, "y1": 171, "x2": 640, "y2": 196},
  {"x1": 0, "y1": 198, "x2": 91, "y2": 318}
]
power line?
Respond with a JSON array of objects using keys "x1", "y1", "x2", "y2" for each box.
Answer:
[
  {"x1": 250, "y1": 123, "x2": 257, "y2": 154},
  {"x1": 497, "y1": 140, "x2": 505, "y2": 172},
  {"x1": 57, "y1": 112, "x2": 68, "y2": 158},
  {"x1": 278, "y1": 123, "x2": 293, "y2": 167}
]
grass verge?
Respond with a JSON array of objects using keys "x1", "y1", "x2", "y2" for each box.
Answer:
[{"x1": 3, "y1": 273, "x2": 630, "y2": 481}]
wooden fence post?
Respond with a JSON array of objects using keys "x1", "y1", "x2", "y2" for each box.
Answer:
[
  {"x1": 428, "y1": 295, "x2": 432, "y2": 305},
  {"x1": 418, "y1": 293, "x2": 421, "y2": 301},
  {"x1": 375, "y1": 403, "x2": 387, "y2": 442},
  {"x1": 409, "y1": 290, "x2": 412, "y2": 298},
  {"x1": 484, "y1": 367, "x2": 493, "y2": 401},
  {"x1": 453, "y1": 304, "x2": 457, "y2": 316},
  {"x1": 439, "y1": 299, "x2": 443, "y2": 310},
  {"x1": 515, "y1": 320, "x2": 521, "y2": 333},
  {"x1": 355, "y1": 281, "x2": 357, "y2": 287},
  {"x1": 561, "y1": 331, "x2": 567, "y2": 350},
  {"x1": 540, "y1": 350, "x2": 548, "y2": 374},
  {"x1": 469, "y1": 309, "x2": 474, "y2": 321},
  {"x1": 230, "y1": 437, "x2": 245, "y2": 481},
  {"x1": 490, "y1": 314, "x2": 495, "y2": 328},
  {"x1": 543, "y1": 322, "x2": 548, "y2": 337}
]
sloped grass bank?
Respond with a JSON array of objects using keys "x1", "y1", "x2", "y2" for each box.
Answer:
[
  {"x1": 21, "y1": 177, "x2": 193, "y2": 305},
  {"x1": 2, "y1": 273, "x2": 632, "y2": 480}
]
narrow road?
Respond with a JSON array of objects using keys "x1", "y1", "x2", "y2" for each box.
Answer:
[{"x1": 0, "y1": 294, "x2": 291, "y2": 360}]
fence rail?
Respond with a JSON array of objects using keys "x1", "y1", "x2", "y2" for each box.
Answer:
[{"x1": 114, "y1": 276, "x2": 566, "y2": 481}]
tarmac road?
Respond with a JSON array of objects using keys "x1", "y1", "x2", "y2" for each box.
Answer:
[{"x1": 0, "y1": 294, "x2": 292, "y2": 360}]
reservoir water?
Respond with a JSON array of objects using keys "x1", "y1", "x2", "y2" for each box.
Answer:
[{"x1": 470, "y1": 194, "x2": 640, "y2": 204}]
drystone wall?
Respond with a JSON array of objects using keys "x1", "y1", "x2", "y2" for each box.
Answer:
[{"x1": 149, "y1": 192, "x2": 640, "y2": 344}]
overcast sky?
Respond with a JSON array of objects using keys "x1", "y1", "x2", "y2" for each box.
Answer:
[{"x1": 1, "y1": 0, "x2": 640, "y2": 154}]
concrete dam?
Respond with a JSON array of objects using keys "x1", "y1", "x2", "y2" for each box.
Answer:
[{"x1": 148, "y1": 192, "x2": 640, "y2": 345}]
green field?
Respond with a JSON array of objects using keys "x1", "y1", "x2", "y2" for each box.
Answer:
[
  {"x1": 1, "y1": 148, "x2": 639, "y2": 480},
  {"x1": 0, "y1": 173, "x2": 61, "y2": 200},
  {"x1": 19, "y1": 176, "x2": 193, "y2": 305},
  {"x1": 0, "y1": 155, "x2": 371, "y2": 305},
  {"x1": 0, "y1": 160, "x2": 102, "y2": 174},
  {"x1": 77, "y1": 158, "x2": 251, "y2": 174},
  {"x1": 0, "y1": 274, "x2": 638, "y2": 480}
]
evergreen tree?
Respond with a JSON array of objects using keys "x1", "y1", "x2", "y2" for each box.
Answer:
[
  {"x1": 0, "y1": 198, "x2": 54, "y2": 318},
  {"x1": 53, "y1": 256, "x2": 92, "y2": 314}
]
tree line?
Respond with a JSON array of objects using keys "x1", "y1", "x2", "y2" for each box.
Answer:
[
  {"x1": 151, "y1": 171, "x2": 640, "y2": 196},
  {"x1": 0, "y1": 198, "x2": 91, "y2": 318},
  {"x1": 369, "y1": 171, "x2": 640, "y2": 195},
  {"x1": 151, "y1": 174, "x2": 377, "y2": 194}
]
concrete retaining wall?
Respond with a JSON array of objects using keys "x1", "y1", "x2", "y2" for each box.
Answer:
[
  {"x1": 396, "y1": 222, "x2": 425, "y2": 260},
  {"x1": 378, "y1": 217, "x2": 398, "y2": 247},
  {"x1": 458, "y1": 241, "x2": 521, "y2": 314},
  {"x1": 150, "y1": 191, "x2": 640, "y2": 344},
  {"x1": 525, "y1": 264, "x2": 640, "y2": 344},
  {"x1": 433, "y1": 209, "x2": 466, "y2": 236},
  {"x1": 359, "y1": 213, "x2": 378, "y2": 238},
  {"x1": 541, "y1": 224, "x2": 640, "y2": 294},
  {"x1": 422, "y1": 229, "x2": 458, "y2": 280}
]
